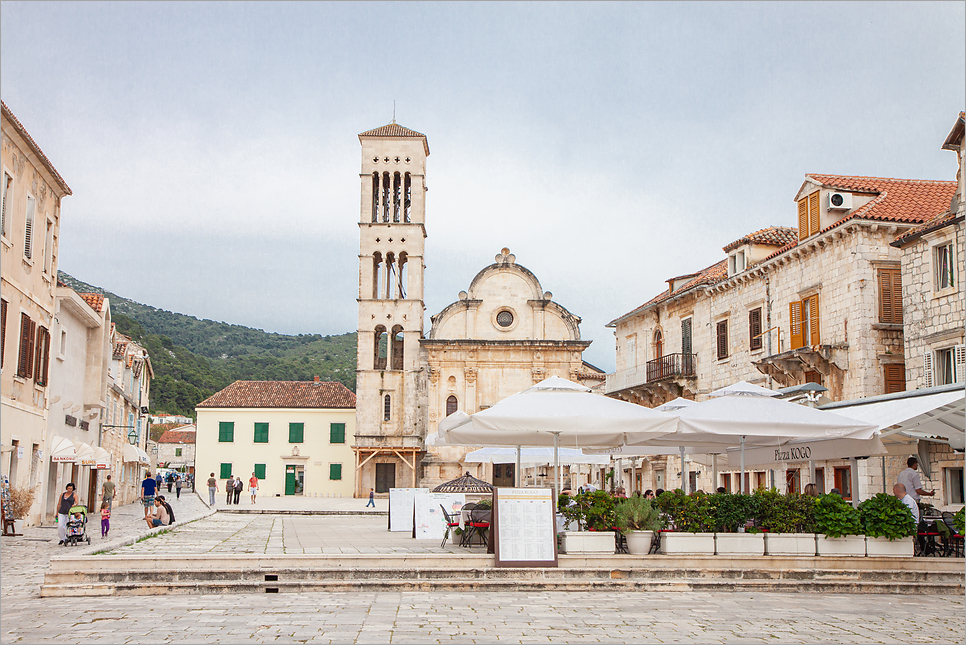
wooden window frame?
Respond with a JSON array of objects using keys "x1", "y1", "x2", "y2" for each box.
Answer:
[
  {"x1": 329, "y1": 422, "x2": 346, "y2": 444},
  {"x1": 833, "y1": 466, "x2": 852, "y2": 501},
  {"x1": 445, "y1": 395, "x2": 458, "y2": 417},
  {"x1": 716, "y1": 320, "x2": 728, "y2": 361},
  {"x1": 288, "y1": 422, "x2": 304, "y2": 443},
  {"x1": 934, "y1": 242, "x2": 955, "y2": 291},
  {"x1": 797, "y1": 192, "x2": 821, "y2": 240},
  {"x1": 253, "y1": 422, "x2": 269, "y2": 444},
  {"x1": 748, "y1": 307, "x2": 762, "y2": 351},
  {"x1": 681, "y1": 317, "x2": 692, "y2": 356},
  {"x1": 877, "y1": 268, "x2": 903, "y2": 324},
  {"x1": 34, "y1": 326, "x2": 50, "y2": 386},
  {"x1": 329, "y1": 463, "x2": 343, "y2": 481},
  {"x1": 789, "y1": 295, "x2": 820, "y2": 350},
  {"x1": 219, "y1": 463, "x2": 232, "y2": 479},
  {"x1": 218, "y1": 421, "x2": 234, "y2": 443},
  {"x1": 17, "y1": 313, "x2": 35, "y2": 379},
  {"x1": 254, "y1": 463, "x2": 266, "y2": 480},
  {"x1": 384, "y1": 394, "x2": 391, "y2": 421},
  {"x1": 883, "y1": 363, "x2": 906, "y2": 395}
]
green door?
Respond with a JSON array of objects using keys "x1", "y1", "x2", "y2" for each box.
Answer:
[{"x1": 285, "y1": 465, "x2": 296, "y2": 495}]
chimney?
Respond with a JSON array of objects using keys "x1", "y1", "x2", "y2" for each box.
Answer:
[{"x1": 314, "y1": 376, "x2": 320, "y2": 384}]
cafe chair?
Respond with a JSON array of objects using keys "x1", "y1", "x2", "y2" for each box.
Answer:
[{"x1": 440, "y1": 505, "x2": 461, "y2": 548}]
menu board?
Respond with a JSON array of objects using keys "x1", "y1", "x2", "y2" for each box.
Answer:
[
  {"x1": 388, "y1": 488, "x2": 428, "y2": 532},
  {"x1": 493, "y1": 488, "x2": 557, "y2": 568},
  {"x1": 414, "y1": 493, "x2": 465, "y2": 540}
]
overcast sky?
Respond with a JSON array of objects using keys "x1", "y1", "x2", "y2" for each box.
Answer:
[{"x1": 2, "y1": 1, "x2": 963, "y2": 371}]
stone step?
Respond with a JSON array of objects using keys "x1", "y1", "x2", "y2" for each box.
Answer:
[{"x1": 39, "y1": 577, "x2": 965, "y2": 597}]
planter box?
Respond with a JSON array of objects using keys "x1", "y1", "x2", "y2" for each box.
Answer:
[
  {"x1": 624, "y1": 530, "x2": 655, "y2": 555},
  {"x1": 764, "y1": 533, "x2": 817, "y2": 556},
  {"x1": 865, "y1": 536, "x2": 914, "y2": 557},
  {"x1": 560, "y1": 531, "x2": 616, "y2": 555},
  {"x1": 715, "y1": 532, "x2": 765, "y2": 556},
  {"x1": 816, "y1": 534, "x2": 866, "y2": 556},
  {"x1": 660, "y1": 532, "x2": 715, "y2": 555}
]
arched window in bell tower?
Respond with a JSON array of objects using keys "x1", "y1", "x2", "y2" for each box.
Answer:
[
  {"x1": 397, "y1": 252, "x2": 408, "y2": 299},
  {"x1": 384, "y1": 394, "x2": 392, "y2": 421},
  {"x1": 445, "y1": 395, "x2": 458, "y2": 417},
  {"x1": 390, "y1": 325, "x2": 404, "y2": 370},
  {"x1": 385, "y1": 252, "x2": 396, "y2": 299},
  {"x1": 382, "y1": 172, "x2": 391, "y2": 222},
  {"x1": 372, "y1": 252, "x2": 383, "y2": 299},
  {"x1": 371, "y1": 172, "x2": 379, "y2": 222},
  {"x1": 392, "y1": 172, "x2": 401, "y2": 222},
  {"x1": 404, "y1": 173, "x2": 412, "y2": 222},
  {"x1": 374, "y1": 325, "x2": 388, "y2": 370}
]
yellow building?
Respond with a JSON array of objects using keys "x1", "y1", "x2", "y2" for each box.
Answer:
[{"x1": 195, "y1": 379, "x2": 356, "y2": 499}]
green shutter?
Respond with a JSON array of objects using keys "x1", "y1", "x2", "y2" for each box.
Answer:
[
  {"x1": 218, "y1": 422, "x2": 234, "y2": 443},
  {"x1": 254, "y1": 422, "x2": 269, "y2": 443},
  {"x1": 220, "y1": 463, "x2": 232, "y2": 479},
  {"x1": 289, "y1": 422, "x2": 304, "y2": 443},
  {"x1": 329, "y1": 423, "x2": 346, "y2": 444},
  {"x1": 329, "y1": 463, "x2": 342, "y2": 480},
  {"x1": 254, "y1": 463, "x2": 266, "y2": 479}
]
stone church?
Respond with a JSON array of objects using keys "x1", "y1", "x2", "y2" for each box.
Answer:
[{"x1": 352, "y1": 123, "x2": 601, "y2": 496}]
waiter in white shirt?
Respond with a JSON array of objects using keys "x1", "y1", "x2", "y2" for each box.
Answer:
[{"x1": 896, "y1": 457, "x2": 934, "y2": 502}]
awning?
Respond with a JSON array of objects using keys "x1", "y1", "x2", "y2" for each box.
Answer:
[
  {"x1": 49, "y1": 436, "x2": 76, "y2": 462},
  {"x1": 463, "y1": 447, "x2": 611, "y2": 465},
  {"x1": 726, "y1": 436, "x2": 888, "y2": 469},
  {"x1": 74, "y1": 442, "x2": 96, "y2": 467},
  {"x1": 122, "y1": 444, "x2": 140, "y2": 463},
  {"x1": 136, "y1": 447, "x2": 151, "y2": 464},
  {"x1": 93, "y1": 447, "x2": 112, "y2": 469},
  {"x1": 820, "y1": 384, "x2": 965, "y2": 451}
]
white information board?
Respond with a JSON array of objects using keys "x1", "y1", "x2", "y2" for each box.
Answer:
[
  {"x1": 414, "y1": 493, "x2": 465, "y2": 540},
  {"x1": 388, "y1": 488, "x2": 429, "y2": 532},
  {"x1": 493, "y1": 488, "x2": 557, "y2": 567}
]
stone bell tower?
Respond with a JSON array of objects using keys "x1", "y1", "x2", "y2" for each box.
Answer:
[{"x1": 352, "y1": 122, "x2": 430, "y2": 497}]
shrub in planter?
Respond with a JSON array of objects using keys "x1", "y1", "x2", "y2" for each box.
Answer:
[
  {"x1": 813, "y1": 493, "x2": 861, "y2": 538},
  {"x1": 614, "y1": 496, "x2": 663, "y2": 532},
  {"x1": 8, "y1": 484, "x2": 37, "y2": 520},
  {"x1": 558, "y1": 490, "x2": 617, "y2": 531},
  {"x1": 753, "y1": 489, "x2": 816, "y2": 534},
  {"x1": 952, "y1": 507, "x2": 965, "y2": 535},
  {"x1": 656, "y1": 490, "x2": 713, "y2": 533},
  {"x1": 858, "y1": 493, "x2": 916, "y2": 540},
  {"x1": 709, "y1": 492, "x2": 757, "y2": 533}
]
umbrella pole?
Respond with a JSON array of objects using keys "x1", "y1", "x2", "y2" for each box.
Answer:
[
  {"x1": 712, "y1": 454, "x2": 718, "y2": 491},
  {"x1": 740, "y1": 436, "x2": 746, "y2": 494},
  {"x1": 516, "y1": 446, "x2": 521, "y2": 488},
  {"x1": 679, "y1": 446, "x2": 686, "y2": 492},
  {"x1": 553, "y1": 433, "x2": 560, "y2": 502}
]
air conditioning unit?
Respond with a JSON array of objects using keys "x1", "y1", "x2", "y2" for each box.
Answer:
[{"x1": 828, "y1": 192, "x2": 852, "y2": 210}]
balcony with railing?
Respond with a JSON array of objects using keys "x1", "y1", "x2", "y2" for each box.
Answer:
[{"x1": 646, "y1": 353, "x2": 697, "y2": 383}]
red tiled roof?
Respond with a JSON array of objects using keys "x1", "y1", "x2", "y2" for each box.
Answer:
[
  {"x1": 892, "y1": 210, "x2": 963, "y2": 246},
  {"x1": 1, "y1": 101, "x2": 72, "y2": 195},
  {"x1": 358, "y1": 122, "x2": 430, "y2": 155},
  {"x1": 607, "y1": 260, "x2": 727, "y2": 326},
  {"x1": 805, "y1": 174, "x2": 956, "y2": 224},
  {"x1": 158, "y1": 429, "x2": 196, "y2": 444},
  {"x1": 112, "y1": 342, "x2": 127, "y2": 359},
  {"x1": 722, "y1": 226, "x2": 798, "y2": 253},
  {"x1": 196, "y1": 380, "x2": 356, "y2": 409},
  {"x1": 78, "y1": 293, "x2": 104, "y2": 312}
]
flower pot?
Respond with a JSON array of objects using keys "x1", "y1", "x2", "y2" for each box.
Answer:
[
  {"x1": 660, "y1": 531, "x2": 715, "y2": 555},
  {"x1": 715, "y1": 532, "x2": 765, "y2": 556},
  {"x1": 764, "y1": 533, "x2": 817, "y2": 556},
  {"x1": 560, "y1": 531, "x2": 616, "y2": 555},
  {"x1": 865, "y1": 536, "x2": 914, "y2": 557},
  {"x1": 624, "y1": 530, "x2": 655, "y2": 555},
  {"x1": 816, "y1": 534, "x2": 865, "y2": 556},
  {"x1": 12, "y1": 519, "x2": 24, "y2": 535}
]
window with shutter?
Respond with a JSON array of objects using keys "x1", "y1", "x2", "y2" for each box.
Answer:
[
  {"x1": 254, "y1": 464, "x2": 266, "y2": 479},
  {"x1": 935, "y1": 243, "x2": 955, "y2": 290},
  {"x1": 289, "y1": 422, "x2": 304, "y2": 443},
  {"x1": 923, "y1": 352, "x2": 934, "y2": 388},
  {"x1": 253, "y1": 422, "x2": 269, "y2": 443},
  {"x1": 329, "y1": 463, "x2": 343, "y2": 481},
  {"x1": 748, "y1": 308, "x2": 762, "y2": 351},
  {"x1": 956, "y1": 345, "x2": 965, "y2": 384},
  {"x1": 789, "y1": 301, "x2": 804, "y2": 350},
  {"x1": 220, "y1": 463, "x2": 232, "y2": 479},
  {"x1": 798, "y1": 198, "x2": 808, "y2": 241},
  {"x1": 1, "y1": 172, "x2": 11, "y2": 238},
  {"x1": 218, "y1": 422, "x2": 234, "y2": 443},
  {"x1": 24, "y1": 195, "x2": 35, "y2": 260},
  {"x1": 883, "y1": 364, "x2": 906, "y2": 394},
  {"x1": 808, "y1": 192, "x2": 820, "y2": 236},
  {"x1": 17, "y1": 314, "x2": 35, "y2": 379},
  {"x1": 877, "y1": 268, "x2": 902, "y2": 324},
  {"x1": 329, "y1": 423, "x2": 346, "y2": 444},
  {"x1": 681, "y1": 318, "x2": 692, "y2": 356},
  {"x1": 716, "y1": 320, "x2": 728, "y2": 360},
  {"x1": 806, "y1": 295, "x2": 820, "y2": 345},
  {"x1": 34, "y1": 326, "x2": 50, "y2": 386},
  {"x1": 934, "y1": 348, "x2": 957, "y2": 386}
]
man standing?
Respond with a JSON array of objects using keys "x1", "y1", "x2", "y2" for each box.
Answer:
[
  {"x1": 141, "y1": 471, "x2": 158, "y2": 520},
  {"x1": 207, "y1": 473, "x2": 217, "y2": 506},
  {"x1": 233, "y1": 476, "x2": 243, "y2": 504},
  {"x1": 101, "y1": 474, "x2": 115, "y2": 511},
  {"x1": 893, "y1": 483, "x2": 920, "y2": 524},
  {"x1": 155, "y1": 471, "x2": 163, "y2": 493},
  {"x1": 249, "y1": 472, "x2": 258, "y2": 505},
  {"x1": 897, "y1": 457, "x2": 934, "y2": 503},
  {"x1": 225, "y1": 475, "x2": 234, "y2": 505}
]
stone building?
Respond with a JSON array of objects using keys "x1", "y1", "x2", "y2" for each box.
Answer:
[
  {"x1": 1, "y1": 102, "x2": 72, "y2": 526},
  {"x1": 156, "y1": 424, "x2": 196, "y2": 474},
  {"x1": 419, "y1": 248, "x2": 593, "y2": 489},
  {"x1": 605, "y1": 168, "x2": 957, "y2": 500}
]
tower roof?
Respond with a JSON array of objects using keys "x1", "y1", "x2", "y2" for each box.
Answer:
[{"x1": 359, "y1": 122, "x2": 430, "y2": 155}]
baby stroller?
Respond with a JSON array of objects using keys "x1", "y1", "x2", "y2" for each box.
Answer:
[{"x1": 64, "y1": 504, "x2": 90, "y2": 546}]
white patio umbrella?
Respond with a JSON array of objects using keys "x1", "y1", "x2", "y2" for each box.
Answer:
[
  {"x1": 625, "y1": 393, "x2": 878, "y2": 493},
  {"x1": 438, "y1": 376, "x2": 678, "y2": 497},
  {"x1": 708, "y1": 380, "x2": 779, "y2": 397},
  {"x1": 464, "y1": 446, "x2": 611, "y2": 465},
  {"x1": 655, "y1": 397, "x2": 697, "y2": 412}
]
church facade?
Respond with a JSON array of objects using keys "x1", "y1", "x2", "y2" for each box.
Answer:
[{"x1": 352, "y1": 123, "x2": 597, "y2": 496}]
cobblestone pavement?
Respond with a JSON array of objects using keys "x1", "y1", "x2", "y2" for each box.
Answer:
[{"x1": 2, "y1": 498, "x2": 964, "y2": 643}]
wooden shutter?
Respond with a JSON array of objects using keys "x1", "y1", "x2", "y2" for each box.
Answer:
[
  {"x1": 329, "y1": 463, "x2": 342, "y2": 481},
  {"x1": 35, "y1": 326, "x2": 50, "y2": 386},
  {"x1": 218, "y1": 421, "x2": 234, "y2": 443},
  {"x1": 329, "y1": 423, "x2": 346, "y2": 444},
  {"x1": 289, "y1": 422, "x2": 304, "y2": 443},
  {"x1": 789, "y1": 300, "x2": 804, "y2": 350},
  {"x1": 807, "y1": 295, "x2": 821, "y2": 345},
  {"x1": 808, "y1": 192, "x2": 820, "y2": 236},
  {"x1": 798, "y1": 198, "x2": 808, "y2": 240},
  {"x1": 884, "y1": 364, "x2": 906, "y2": 394},
  {"x1": 749, "y1": 308, "x2": 762, "y2": 350},
  {"x1": 878, "y1": 269, "x2": 902, "y2": 324},
  {"x1": 923, "y1": 352, "x2": 933, "y2": 388},
  {"x1": 17, "y1": 314, "x2": 35, "y2": 379},
  {"x1": 254, "y1": 422, "x2": 269, "y2": 443},
  {"x1": 956, "y1": 345, "x2": 965, "y2": 384},
  {"x1": 716, "y1": 320, "x2": 728, "y2": 360},
  {"x1": 254, "y1": 464, "x2": 266, "y2": 479},
  {"x1": 681, "y1": 318, "x2": 692, "y2": 355},
  {"x1": 220, "y1": 463, "x2": 232, "y2": 479},
  {"x1": 24, "y1": 197, "x2": 34, "y2": 259}
]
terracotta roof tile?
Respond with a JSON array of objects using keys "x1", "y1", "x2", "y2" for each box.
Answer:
[
  {"x1": 197, "y1": 380, "x2": 356, "y2": 409},
  {"x1": 607, "y1": 260, "x2": 727, "y2": 326},
  {"x1": 892, "y1": 210, "x2": 963, "y2": 246},
  {"x1": 112, "y1": 342, "x2": 127, "y2": 359},
  {"x1": 723, "y1": 226, "x2": 798, "y2": 252},
  {"x1": 1, "y1": 101, "x2": 72, "y2": 195},
  {"x1": 358, "y1": 122, "x2": 429, "y2": 155},
  {"x1": 158, "y1": 428, "x2": 196, "y2": 444},
  {"x1": 78, "y1": 293, "x2": 104, "y2": 312},
  {"x1": 805, "y1": 174, "x2": 956, "y2": 225}
]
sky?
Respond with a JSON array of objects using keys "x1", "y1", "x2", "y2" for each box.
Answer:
[{"x1": 1, "y1": 1, "x2": 963, "y2": 372}]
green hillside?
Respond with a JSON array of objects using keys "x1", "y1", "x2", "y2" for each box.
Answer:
[{"x1": 58, "y1": 272, "x2": 357, "y2": 418}]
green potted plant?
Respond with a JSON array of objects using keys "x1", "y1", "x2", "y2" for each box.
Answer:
[
  {"x1": 953, "y1": 507, "x2": 965, "y2": 536},
  {"x1": 656, "y1": 490, "x2": 715, "y2": 555},
  {"x1": 858, "y1": 493, "x2": 916, "y2": 557},
  {"x1": 559, "y1": 491, "x2": 618, "y2": 555},
  {"x1": 813, "y1": 493, "x2": 864, "y2": 556},
  {"x1": 755, "y1": 490, "x2": 817, "y2": 556},
  {"x1": 710, "y1": 492, "x2": 764, "y2": 555},
  {"x1": 614, "y1": 496, "x2": 663, "y2": 555}
]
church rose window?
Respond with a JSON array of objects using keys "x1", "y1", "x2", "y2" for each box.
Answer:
[{"x1": 496, "y1": 311, "x2": 514, "y2": 327}]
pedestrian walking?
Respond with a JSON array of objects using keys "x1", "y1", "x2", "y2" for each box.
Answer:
[
  {"x1": 207, "y1": 473, "x2": 217, "y2": 506},
  {"x1": 141, "y1": 471, "x2": 158, "y2": 520},
  {"x1": 249, "y1": 473, "x2": 258, "y2": 504},
  {"x1": 56, "y1": 483, "x2": 78, "y2": 546},
  {"x1": 101, "y1": 474, "x2": 115, "y2": 511},
  {"x1": 225, "y1": 476, "x2": 234, "y2": 504},
  {"x1": 175, "y1": 475, "x2": 183, "y2": 499},
  {"x1": 166, "y1": 472, "x2": 174, "y2": 493},
  {"x1": 155, "y1": 472, "x2": 162, "y2": 493},
  {"x1": 100, "y1": 500, "x2": 111, "y2": 538},
  {"x1": 233, "y1": 476, "x2": 243, "y2": 504},
  {"x1": 366, "y1": 488, "x2": 375, "y2": 508}
]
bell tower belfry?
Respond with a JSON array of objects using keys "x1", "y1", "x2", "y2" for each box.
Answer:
[{"x1": 353, "y1": 122, "x2": 430, "y2": 497}]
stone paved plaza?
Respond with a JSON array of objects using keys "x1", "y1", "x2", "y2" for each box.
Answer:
[{"x1": 1, "y1": 493, "x2": 964, "y2": 644}]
